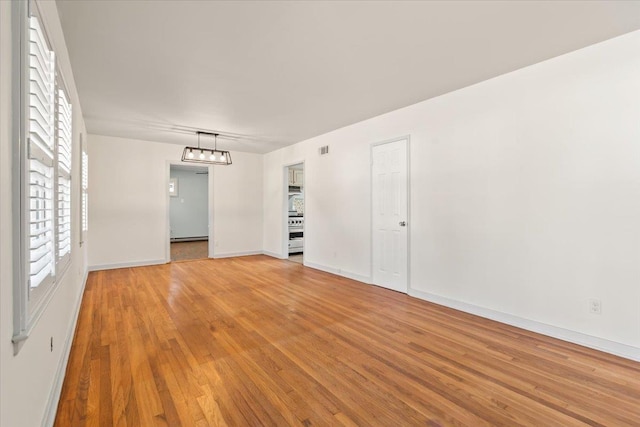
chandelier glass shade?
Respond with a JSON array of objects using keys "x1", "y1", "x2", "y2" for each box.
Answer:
[{"x1": 182, "y1": 131, "x2": 232, "y2": 165}]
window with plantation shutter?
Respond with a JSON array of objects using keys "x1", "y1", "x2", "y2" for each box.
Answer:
[
  {"x1": 57, "y1": 86, "x2": 72, "y2": 264},
  {"x1": 28, "y1": 14, "x2": 56, "y2": 291},
  {"x1": 81, "y1": 149, "x2": 88, "y2": 234},
  {"x1": 13, "y1": 1, "x2": 76, "y2": 344}
]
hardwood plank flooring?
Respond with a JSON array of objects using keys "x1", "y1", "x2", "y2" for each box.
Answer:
[{"x1": 55, "y1": 256, "x2": 640, "y2": 426}]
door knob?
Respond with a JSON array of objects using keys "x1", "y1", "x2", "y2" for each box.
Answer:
[{"x1": 399, "y1": 221, "x2": 406, "y2": 227}]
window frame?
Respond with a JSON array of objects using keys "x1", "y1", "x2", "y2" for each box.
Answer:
[
  {"x1": 12, "y1": 0, "x2": 74, "y2": 344},
  {"x1": 56, "y1": 71, "x2": 73, "y2": 270},
  {"x1": 80, "y1": 133, "x2": 88, "y2": 246}
]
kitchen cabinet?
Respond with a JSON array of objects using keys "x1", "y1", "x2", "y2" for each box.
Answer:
[{"x1": 288, "y1": 169, "x2": 304, "y2": 187}]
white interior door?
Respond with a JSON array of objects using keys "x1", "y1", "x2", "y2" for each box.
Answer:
[{"x1": 372, "y1": 139, "x2": 408, "y2": 293}]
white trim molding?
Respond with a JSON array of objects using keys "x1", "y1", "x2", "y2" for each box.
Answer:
[
  {"x1": 263, "y1": 250, "x2": 287, "y2": 260},
  {"x1": 304, "y1": 261, "x2": 372, "y2": 285},
  {"x1": 213, "y1": 250, "x2": 264, "y2": 259},
  {"x1": 408, "y1": 288, "x2": 640, "y2": 362},
  {"x1": 88, "y1": 259, "x2": 167, "y2": 272}
]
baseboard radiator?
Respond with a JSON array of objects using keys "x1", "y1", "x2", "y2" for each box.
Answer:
[{"x1": 170, "y1": 236, "x2": 208, "y2": 242}]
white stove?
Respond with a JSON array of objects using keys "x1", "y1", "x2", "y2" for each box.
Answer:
[
  {"x1": 288, "y1": 217, "x2": 304, "y2": 230},
  {"x1": 288, "y1": 217, "x2": 304, "y2": 254}
]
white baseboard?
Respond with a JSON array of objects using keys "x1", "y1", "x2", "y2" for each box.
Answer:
[
  {"x1": 91, "y1": 253, "x2": 275, "y2": 268},
  {"x1": 408, "y1": 288, "x2": 640, "y2": 362},
  {"x1": 213, "y1": 250, "x2": 264, "y2": 259},
  {"x1": 42, "y1": 267, "x2": 89, "y2": 427},
  {"x1": 262, "y1": 250, "x2": 287, "y2": 259},
  {"x1": 88, "y1": 259, "x2": 167, "y2": 271},
  {"x1": 304, "y1": 261, "x2": 371, "y2": 284}
]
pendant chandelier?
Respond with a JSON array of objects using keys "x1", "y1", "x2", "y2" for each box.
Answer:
[{"x1": 181, "y1": 131, "x2": 232, "y2": 165}]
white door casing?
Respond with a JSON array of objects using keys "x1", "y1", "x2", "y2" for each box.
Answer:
[{"x1": 372, "y1": 138, "x2": 408, "y2": 293}]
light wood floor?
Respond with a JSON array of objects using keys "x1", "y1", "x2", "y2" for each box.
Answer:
[{"x1": 55, "y1": 256, "x2": 640, "y2": 426}]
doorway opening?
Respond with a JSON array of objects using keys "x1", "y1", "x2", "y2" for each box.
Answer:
[
  {"x1": 285, "y1": 163, "x2": 304, "y2": 264},
  {"x1": 169, "y1": 164, "x2": 210, "y2": 261}
]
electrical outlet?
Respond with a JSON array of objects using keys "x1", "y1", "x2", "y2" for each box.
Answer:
[
  {"x1": 589, "y1": 299, "x2": 602, "y2": 315},
  {"x1": 50, "y1": 336, "x2": 53, "y2": 352}
]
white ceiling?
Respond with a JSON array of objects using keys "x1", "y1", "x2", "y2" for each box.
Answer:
[{"x1": 56, "y1": 1, "x2": 640, "y2": 154}]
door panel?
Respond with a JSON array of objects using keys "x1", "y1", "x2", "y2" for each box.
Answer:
[{"x1": 372, "y1": 139, "x2": 408, "y2": 293}]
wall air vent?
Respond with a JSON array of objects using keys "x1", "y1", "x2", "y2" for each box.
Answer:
[{"x1": 319, "y1": 145, "x2": 329, "y2": 155}]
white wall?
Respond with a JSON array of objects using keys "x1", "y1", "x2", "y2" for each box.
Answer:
[
  {"x1": 88, "y1": 134, "x2": 264, "y2": 268},
  {"x1": 0, "y1": 2, "x2": 89, "y2": 426},
  {"x1": 210, "y1": 149, "x2": 264, "y2": 257},
  {"x1": 170, "y1": 167, "x2": 209, "y2": 239},
  {"x1": 263, "y1": 31, "x2": 640, "y2": 357}
]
